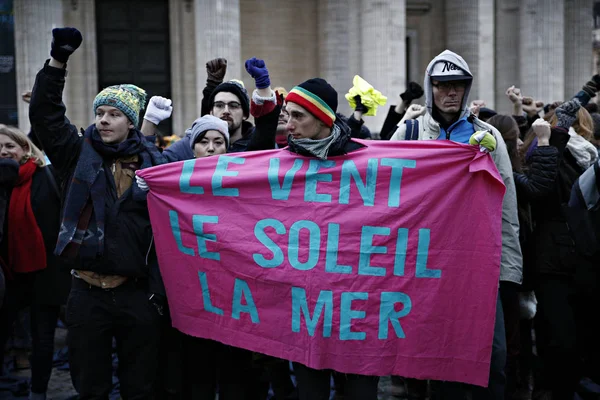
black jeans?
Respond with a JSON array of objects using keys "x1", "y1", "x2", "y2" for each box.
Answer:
[
  {"x1": 181, "y1": 334, "x2": 254, "y2": 400},
  {"x1": 292, "y1": 362, "x2": 379, "y2": 400},
  {"x1": 499, "y1": 282, "x2": 520, "y2": 399},
  {"x1": 432, "y1": 294, "x2": 507, "y2": 400},
  {"x1": 0, "y1": 272, "x2": 60, "y2": 394},
  {"x1": 533, "y1": 276, "x2": 580, "y2": 398},
  {"x1": 67, "y1": 277, "x2": 161, "y2": 400}
]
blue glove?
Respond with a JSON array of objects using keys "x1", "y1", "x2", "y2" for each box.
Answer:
[
  {"x1": 245, "y1": 57, "x2": 270, "y2": 89},
  {"x1": 51, "y1": 27, "x2": 83, "y2": 63}
]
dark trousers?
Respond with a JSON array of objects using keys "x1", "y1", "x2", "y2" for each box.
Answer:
[
  {"x1": 250, "y1": 356, "x2": 297, "y2": 400},
  {"x1": 499, "y1": 282, "x2": 520, "y2": 399},
  {"x1": 533, "y1": 276, "x2": 580, "y2": 398},
  {"x1": 0, "y1": 272, "x2": 60, "y2": 394},
  {"x1": 66, "y1": 277, "x2": 161, "y2": 400},
  {"x1": 292, "y1": 362, "x2": 379, "y2": 400},
  {"x1": 433, "y1": 293, "x2": 507, "y2": 400},
  {"x1": 181, "y1": 334, "x2": 254, "y2": 400}
]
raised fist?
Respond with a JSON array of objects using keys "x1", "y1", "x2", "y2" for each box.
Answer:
[
  {"x1": 404, "y1": 104, "x2": 426, "y2": 120},
  {"x1": 400, "y1": 82, "x2": 424, "y2": 103},
  {"x1": 206, "y1": 58, "x2": 228, "y2": 83},
  {"x1": 245, "y1": 57, "x2": 270, "y2": 89},
  {"x1": 555, "y1": 99, "x2": 581, "y2": 130},
  {"x1": 505, "y1": 86, "x2": 522, "y2": 104},
  {"x1": 51, "y1": 27, "x2": 83, "y2": 63},
  {"x1": 144, "y1": 96, "x2": 173, "y2": 125},
  {"x1": 531, "y1": 119, "x2": 551, "y2": 143}
]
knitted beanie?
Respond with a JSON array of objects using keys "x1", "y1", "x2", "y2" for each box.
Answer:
[
  {"x1": 188, "y1": 115, "x2": 230, "y2": 149},
  {"x1": 93, "y1": 84, "x2": 147, "y2": 127},
  {"x1": 208, "y1": 80, "x2": 250, "y2": 118},
  {"x1": 286, "y1": 78, "x2": 338, "y2": 127}
]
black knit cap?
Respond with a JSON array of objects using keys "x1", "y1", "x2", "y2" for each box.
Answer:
[
  {"x1": 209, "y1": 80, "x2": 250, "y2": 118},
  {"x1": 298, "y1": 78, "x2": 338, "y2": 114}
]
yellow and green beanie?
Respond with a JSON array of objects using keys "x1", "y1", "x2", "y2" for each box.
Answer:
[
  {"x1": 93, "y1": 84, "x2": 147, "y2": 127},
  {"x1": 286, "y1": 78, "x2": 338, "y2": 128}
]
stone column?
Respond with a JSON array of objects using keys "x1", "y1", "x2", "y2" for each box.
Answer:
[
  {"x1": 14, "y1": 0, "x2": 64, "y2": 133},
  {"x1": 194, "y1": 0, "x2": 242, "y2": 110},
  {"x1": 170, "y1": 0, "x2": 197, "y2": 135},
  {"x1": 63, "y1": 0, "x2": 98, "y2": 130},
  {"x1": 564, "y1": 0, "x2": 593, "y2": 99},
  {"x1": 445, "y1": 0, "x2": 495, "y2": 109},
  {"x1": 240, "y1": 0, "x2": 318, "y2": 100},
  {"x1": 494, "y1": 0, "x2": 520, "y2": 114},
  {"x1": 359, "y1": 0, "x2": 406, "y2": 133},
  {"x1": 520, "y1": 0, "x2": 565, "y2": 104},
  {"x1": 317, "y1": 0, "x2": 361, "y2": 120}
]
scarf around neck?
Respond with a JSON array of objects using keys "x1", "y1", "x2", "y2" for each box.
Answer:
[
  {"x1": 55, "y1": 125, "x2": 166, "y2": 260},
  {"x1": 8, "y1": 159, "x2": 47, "y2": 273},
  {"x1": 288, "y1": 124, "x2": 341, "y2": 160}
]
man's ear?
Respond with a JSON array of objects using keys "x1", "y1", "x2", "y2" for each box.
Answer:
[{"x1": 129, "y1": 122, "x2": 135, "y2": 130}]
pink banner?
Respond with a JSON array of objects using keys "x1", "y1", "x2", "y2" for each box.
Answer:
[{"x1": 139, "y1": 139, "x2": 505, "y2": 386}]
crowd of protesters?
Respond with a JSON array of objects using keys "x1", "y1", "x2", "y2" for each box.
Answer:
[{"x1": 0, "y1": 26, "x2": 599, "y2": 400}]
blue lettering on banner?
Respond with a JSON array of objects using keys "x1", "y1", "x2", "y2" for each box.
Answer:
[
  {"x1": 378, "y1": 292, "x2": 412, "y2": 339},
  {"x1": 340, "y1": 292, "x2": 368, "y2": 340},
  {"x1": 380, "y1": 158, "x2": 416, "y2": 207},
  {"x1": 179, "y1": 159, "x2": 204, "y2": 194},
  {"x1": 232, "y1": 278, "x2": 260, "y2": 323},
  {"x1": 169, "y1": 210, "x2": 195, "y2": 256},
  {"x1": 291, "y1": 287, "x2": 333, "y2": 337},
  {"x1": 304, "y1": 160, "x2": 336, "y2": 203},
  {"x1": 192, "y1": 215, "x2": 220, "y2": 261},
  {"x1": 212, "y1": 156, "x2": 245, "y2": 197},
  {"x1": 253, "y1": 218, "x2": 286, "y2": 268},
  {"x1": 268, "y1": 158, "x2": 304, "y2": 200}
]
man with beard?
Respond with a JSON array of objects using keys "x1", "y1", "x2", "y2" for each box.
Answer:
[{"x1": 141, "y1": 58, "x2": 280, "y2": 160}]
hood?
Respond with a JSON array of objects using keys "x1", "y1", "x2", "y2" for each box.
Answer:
[{"x1": 424, "y1": 50, "x2": 473, "y2": 122}]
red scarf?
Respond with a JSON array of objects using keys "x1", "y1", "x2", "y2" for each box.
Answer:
[{"x1": 8, "y1": 159, "x2": 46, "y2": 273}]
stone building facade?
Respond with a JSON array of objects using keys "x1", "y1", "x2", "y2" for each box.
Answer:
[{"x1": 4, "y1": 0, "x2": 594, "y2": 135}]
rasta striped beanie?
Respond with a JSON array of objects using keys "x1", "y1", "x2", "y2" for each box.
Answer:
[
  {"x1": 93, "y1": 84, "x2": 147, "y2": 127},
  {"x1": 286, "y1": 78, "x2": 338, "y2": 127}
]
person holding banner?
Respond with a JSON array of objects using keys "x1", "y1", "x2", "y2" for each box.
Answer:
[
  {"x1": 390, "y1": 50, "x2": 522, "y2": 400},
  {"x1": 28, "y1": 27, "x2": 167, "y2": 399},
  {"x1": 281, "y1": 78, "x2": 379, "y2": 400}
]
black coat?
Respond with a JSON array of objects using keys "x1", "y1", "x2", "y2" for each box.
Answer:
[
  {"x1": 520, "y1": 127, "x2": 584, "y2": 278},
  {"x1": 29, "y1": 60, "x2": 164, "y2": 295},
  {"x1": 0, "y1": 162, "x2": 70, "y2": 305}
]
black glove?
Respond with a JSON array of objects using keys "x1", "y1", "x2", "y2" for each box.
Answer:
[
  {"x1": 581, "y1": 74, "x2": 600, "y2": 97},
  {"x1": 50, "y1": 27, "x2": 83, "y2": 63},
  {"x1": 206, "y1": 58, "x2": 228, "y2": 85},
  {"x1": 148, "y1": 293, "x2": 166, "y2": 317},
  {"x1": 0, "y1": 158, "x2": 20, "y2": 187},
  {"x1": 400, "y1": 82, "x2": 424, "y2": 103},
  {"x1": 555, "y1": 99, "x2": 581, "y2": 130},
  {"x1": 353, "y1": 95, "x2": 369, "y2": 113}
]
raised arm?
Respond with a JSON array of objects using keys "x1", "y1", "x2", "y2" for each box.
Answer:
[
  {"x1": 244, "y1": 57, "x2": 279, "y2": 151},
  {"x1": 29, "y1": 28, "x2": 84, "y2": 176},
  {"x1": 201, "y1": 58, "x2": 228, "y2": 116}
]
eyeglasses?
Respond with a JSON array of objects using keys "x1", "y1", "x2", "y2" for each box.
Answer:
[
  {"x1": 213, "y1": 101, "x2": 242, "y2": 111},
  {"x1": 432, "y1": 81, "x2": 467, "y2": 92}
]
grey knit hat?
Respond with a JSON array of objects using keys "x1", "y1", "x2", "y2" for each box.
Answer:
[{"x1": 187, "y1": 115, "x2": 230, "y2": 149}]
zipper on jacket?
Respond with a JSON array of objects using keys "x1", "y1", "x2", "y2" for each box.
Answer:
[{"x1": 146, "y1": 235, "x2": 154, "y2": 265}]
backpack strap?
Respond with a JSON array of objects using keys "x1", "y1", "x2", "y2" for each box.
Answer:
[
  {"x1": 404, "y1": 120, "x2": 420, "y2": 140},
  {"x1": 44, "y1": 165, "x2": 61, "y2": 199}
]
